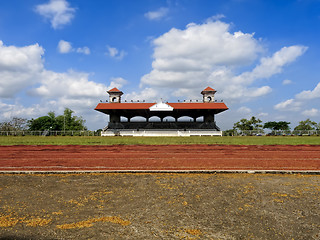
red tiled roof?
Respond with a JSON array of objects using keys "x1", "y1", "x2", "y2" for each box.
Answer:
[
  {"x1": 107, "y1": 87, "x2": 122, "y2": 93},
  {"x1": 95, "y1": 103, "x2": 155, "y2": 110},
  {"x1": 202, "y1": 86, "x2": 216, "y2": 92},
  {"x1": 168, "y1": 102, "x2": 227, "y2": 110},
  {"x1": 95, "y1": 102, "x2": 228, "y2": 110}
]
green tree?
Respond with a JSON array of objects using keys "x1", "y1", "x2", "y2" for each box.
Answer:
[
  {"x1": 234, "y1": 119, "x2": 251, "y2": 131},
  {"x1": 28, "y1": 116, "x2": 55, "y2": 131},
  {"x1": 294, "y1": 119, "x2": 317, "y2": 131},
  {"x1": 233, "y1": 116, "x2": 263, "y2": 131},
  {"x1": 277, "y1": 121, "x2": 291, "y2": 131},
  {"x1": 56, "y1": 108, "x2": 87, "y2": 131},
  {"x1": 264, "y1": 121, "x2": 290, "y2": 131},
  {"x1": 28, "y1": 108, "x2": 87, "y2": 131},
  {"x1": 223, "y1": 129, "x2": 235, "y2": 136}
]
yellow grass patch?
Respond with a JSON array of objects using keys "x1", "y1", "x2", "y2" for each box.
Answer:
[
  {"x1": 24, "y1": 217, "x2": 52, "y2": 227},
  {"x1": 57, "y1": 219, "x2": 93, "y2": 229},
  {"x1": 52, "y1": 211, "x2": 63, "y2": 215},
  {"x1": 272, "y1": 192, "x2": 288, "y2": 197},
  {"x1": 185, "y1": 228, "x2": 202, "y2": 236},
  {"x1": 0, "y1": 215, "x2": 19, "y2": 227},
  {"x1": 67, "y1": 199, "x2": 84, "y2": 207},
  {"x1": 56, "y1": 216, "x2": 131, "y2": 229}
]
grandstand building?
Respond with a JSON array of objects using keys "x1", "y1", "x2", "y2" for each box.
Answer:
[{"x1": 95, "y1": 87, "x2": 228, "y2": 136}]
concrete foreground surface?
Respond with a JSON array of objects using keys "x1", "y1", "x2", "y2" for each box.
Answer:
[{"x1": 0, "y1": 173, "x2": 319, "y2": 239}]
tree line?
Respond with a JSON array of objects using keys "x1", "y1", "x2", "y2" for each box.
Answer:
[
  {"x1": 231, "y1": 116, "x2": 320, "y2": 134},
  {"x1": 0, "y1": 108, "x2": 87, "y2": 132}
]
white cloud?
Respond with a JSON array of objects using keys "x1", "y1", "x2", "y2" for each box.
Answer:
[
  {"x1": 302, "y1": 108, "x2": 319, "y2": 117},
  {"x1": 235, "y1": 46, "x2": 307, "y2": 85},
  {"x1": 35, "y1": 0, "x2": 76, "y2": 29},
  {"x1": 140, "y1": 19, "x2": 306, "y2": 104},
  {"x1": 26, "y1": 70, "x2": 107, "y2": 127},
  {"x1": 58, "y1": 40, "x2": 72, "y2": 53},
  {"x1": 257, "y1": 112, "x2": 268, "y2": 117},
  {"x1": 148, "y1": 21, "x2": 261, "y2": 73},
  {"x1": 172, "y1": 88, "x2": 200, "y2": 100},
  {"x1": 107, "y1": 46, "x2": 118, "y2": 57},
  {"x1": 206, "y1": 14, "x2": 226, "y2": 22},
  {"x1": 106, "y1": 46, "x2": 126, "y2": 60},
  {"x1": 296, "y1": 82, "x2": 320, "y2": 100},
  {"x1": 76, "y1": 47, "x2": 90, "y2": 55},
  {"x1": 237, "y1": 106, "x2": 252, "y2": 114},
  {"x1": 30, "y1": 70, "x2": 106, "y2": 99},
  {"x1": 26, "y1": 70, "x2": 108, "y2": 130},
  {"x1": 230, "y1": 107, "x2": 253, "y2": 122},
  {"x1": 244, "y1": 86, "x2": 272, "y2": 98},
  {"x1": 274, "y1": 99, "x2": 302, "y2": 111},
  {"x1": 275, "y1": 81, "x2": 320, "y2": 117},
  {"x1": 124, "y1": 88, "x2": 160, "y2": 102},
  {"x1": 144, "y1": 7, "x2": 168, "y2": 20},
  {"x1": 0, "y1": 41, "x2": 44, "y2": 98},
  {"x1": 0, "y1": 101, "x2": 45, "y2": 120},
  {"x1": 0, "y1": 40, "x2": 107, "y2": 129},
  {"x1": 26, "y1": 73, "x2": 129, "y2": 126},
  {"x1": 282, "y1": 79, "x2": 292, "y2": 85},
  {"x1": 58, "y1": 40, "x2": 90, "y2": 55},
  {"x1": 253, "y1": 46, "x2": 306, "y2": 78},
  {"x1": 107, "y1": 77, "x2": 128, "y2": 90}
]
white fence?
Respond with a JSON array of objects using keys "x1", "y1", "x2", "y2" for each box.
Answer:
[
  {"x1": 102, "y1": 129, "x2": 223, "y2": 137},
  {"x1": 0, "y1": 130, "x2": 100, "y2": 136},
  {"x1": 228, "y1": 130, "x2": 320, "y2": 136}
]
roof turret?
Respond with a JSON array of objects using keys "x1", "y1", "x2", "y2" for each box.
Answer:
[
  {"x1": 107, "y1": 87, "x2": 123, "y2": 94},
  {"x1": 201, "y1": 87, "x2": 216, "y2": 103},
  {"x1": 107, "y1": 88, "x2": 123, "y2": 103},
  {"x1": 201, "y1": 87, "x2": 216, "y2": 94}
]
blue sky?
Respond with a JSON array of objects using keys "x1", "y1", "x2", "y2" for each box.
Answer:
[{"x1": 1, "y1": 0, "x2": 320, "y2": 130}]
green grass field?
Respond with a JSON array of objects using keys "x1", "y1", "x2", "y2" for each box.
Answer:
[{"x1": 0, "y1": 135, "x2": 319, "y2": 145}]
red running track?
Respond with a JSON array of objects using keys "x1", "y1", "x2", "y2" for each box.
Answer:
[{"x1": 0, "y1": 145, "x2": 319, "y2": 172}]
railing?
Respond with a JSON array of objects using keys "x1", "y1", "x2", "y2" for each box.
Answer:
[
  {"x1": 102, "y1": 129, "x2": 223, "y2": 137},
  {"x1": 107, "y1": 121, "x2": 220, "y2": 130},
  {"x1": 226, "y1": 130, "x2": 320, "y2": 136},
  {"x1": 0, "y1": 130, "x2": 100, "y2": 136}
]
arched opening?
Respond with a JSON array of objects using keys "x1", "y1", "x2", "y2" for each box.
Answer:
[
  {"x1": 148, "y1": 116, "x2": 161, "y2": 122},
  {"x1": 112, "y1": 97, "x2": 117, "y2": 102},
  {"x1": 207, "y1": 96, "x2": 212, "y2": 102},
  {"x1": 196, "y1": 116, "x2": 204, "y2": 122},
  {"x1": 130, "y1": 116, "x2": 147, "y2": 122},
  {"x1": 163, "y1": 116, "x2": 175, "y2": 122},
  {"x1": 120, "y1": 117, "x2": 128, "y2": 122},
  {"x1": 177, "y1": 116, "x2": 194, "y2": 122}
]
